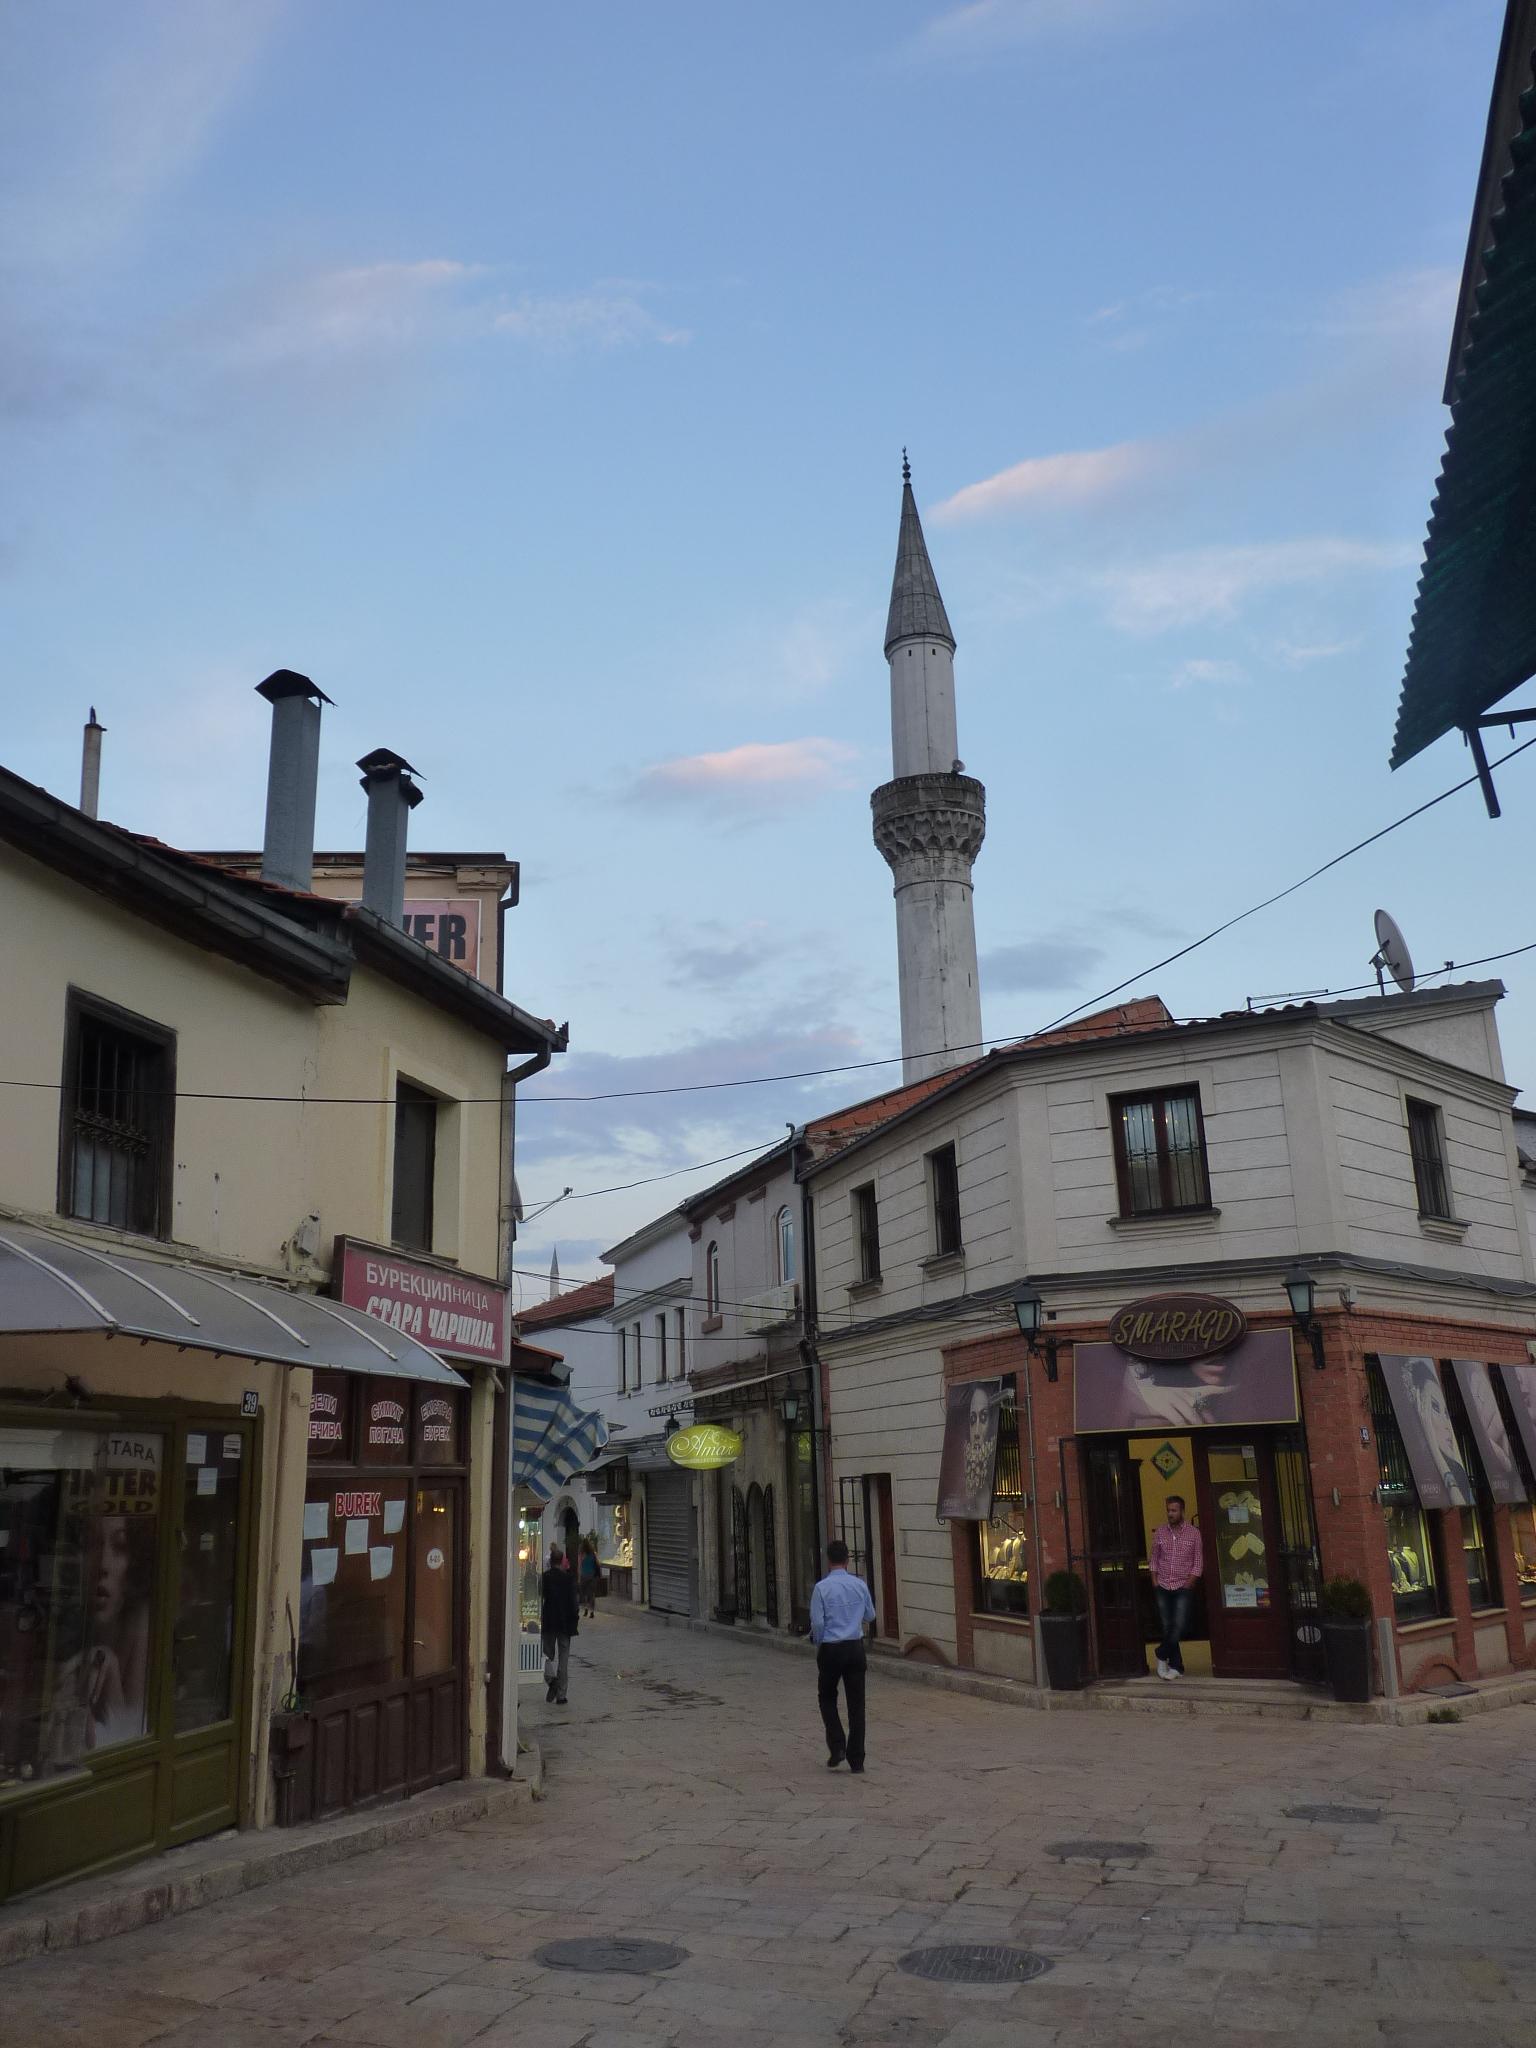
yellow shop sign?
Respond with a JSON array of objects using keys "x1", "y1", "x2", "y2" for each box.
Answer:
[{"x1": 665, "y1": 1424, "x2": 743, "y2": 1470}]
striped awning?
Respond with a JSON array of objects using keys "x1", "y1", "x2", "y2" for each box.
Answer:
[{"x1": 512, "y1": 1378, "x2": 609, "y2": 1504}]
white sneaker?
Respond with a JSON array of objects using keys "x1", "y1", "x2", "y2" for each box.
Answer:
[
  {"x1": 1155, "y1": 1658, "x2": 1171, "y2": 1679},
  {"x1": 1166, "y1": 1666, "x2": 1183, "y2": 1679}
]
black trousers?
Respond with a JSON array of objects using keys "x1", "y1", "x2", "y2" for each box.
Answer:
[{"x1": 817, "y1": 1641, "x2": 867, "y2": 1766}]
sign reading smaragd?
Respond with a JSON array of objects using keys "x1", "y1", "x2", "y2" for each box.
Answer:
[
  {"x1": 1109, "y1": 1294, "x2": 1247, "y2": 1363},
  {"x1": 334, "y1": 1239, "x2": 510, "y2": 1366},
  {"x1": 665, "y1": 1425, "x2": 743, "y2": 1470}
]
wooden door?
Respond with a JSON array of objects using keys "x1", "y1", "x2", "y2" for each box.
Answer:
[
  {"x1": 1082, "y1": 1440, "x2": 1145, "y2": 1678},
  {"x1": 1195, "y1": 1439, "x2": 1292, "y2": 1679}
]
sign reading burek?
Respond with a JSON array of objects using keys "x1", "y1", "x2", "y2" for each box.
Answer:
[
  {"x1": 1108, "y1": 1294, "x2": 1247, "y2": 1363},
  {"x1": 665, "y1": 1425, "x2": 743, "y2": 1470}
]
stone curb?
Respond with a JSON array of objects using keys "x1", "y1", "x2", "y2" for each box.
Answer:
[
  {"x1": 0, "y1": 1742, "x2": 543, "y2": 1972},
  {"x1": 604, "y1": 1600, "x2": 1536, "y2": 1727}
]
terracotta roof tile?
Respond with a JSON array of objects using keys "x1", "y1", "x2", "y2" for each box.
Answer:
[{"x1": 515, "y1": 1273, "x2": 615, "y2": 1328}]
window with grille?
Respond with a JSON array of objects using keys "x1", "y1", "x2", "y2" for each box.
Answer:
[
  {"x1": 1367, "y1": 1356, "x2": 1445, "y2": 1622},
  {"x1": 674, "y1": 1305, "x2": 686, "y2": 1376},
  {"x1": 391, "y1": 1080, "x2": 437, "y2": 1251},
  {"x1": 928, "y1": 1144, "x2": 961, "y2": 1257},
  {"x1": 616, "y1": 1327, "x2": 627, "y2": 1393},
  {"x1": 853, "y1": 1184, "x2": 880, "y2": 1282},
  {"x1": 1110, "y1": 1087, "x2": 1210, "y2": 1217},
  {"x1": 1407, "y1": 1099, "x2": 1453, "y2": 1220},
  {"x1": 59, "y1": 996, "x2": 175, "y2": 1238}
]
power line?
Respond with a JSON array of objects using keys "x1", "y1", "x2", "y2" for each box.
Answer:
[{"x1": 508, "y1": 1262, "x2": 864, "y2": 1332}]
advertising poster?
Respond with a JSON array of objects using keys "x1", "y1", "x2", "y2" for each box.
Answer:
[
  {"x1": 936, "y1": 1380, "x2": 1005, "y2": 1522},
  {"x1": 1376, "y1": 1356, "x2": 1475, "y2": 1510},
  {"x1": 1495, "y1": 1364, "x2": 1536, "y2": 1479},
  {"x1": 1451, "y1": 1359, "x2": 1526, "y2": 1505},
  {"x1": 1074, "y1": 1329, "x2": 1299, "y2": 1434}
]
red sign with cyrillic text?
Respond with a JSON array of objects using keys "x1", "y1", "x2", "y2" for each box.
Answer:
[{"x1": 335, "y1": 1239, "x2": 509, "y2": 1366}]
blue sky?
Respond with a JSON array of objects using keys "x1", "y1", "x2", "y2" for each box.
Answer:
[{"x1": 5, "y1": 0, "x2": 1532, "y2": 1298}]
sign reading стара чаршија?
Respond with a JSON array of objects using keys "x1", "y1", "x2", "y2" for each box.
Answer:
[{"x1": 334, "y1": 1238, "x2": 510, "y2": 1366}]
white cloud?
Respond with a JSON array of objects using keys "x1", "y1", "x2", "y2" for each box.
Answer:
[
  {"x1": 224, "y1": 261, "x2": 487, "y2": 367},
  {"x1": 934, "y1": 440, "x2": 1157, "y2": 522},
  {"x1": 1315, "y1": 267, "x2": 1459, "y2": 341},
  {"x1": 1171, "y1": 657, "x2": 1244, "y2": 689},
  {"x1": 1275, "y1": 635, "x2": 1362, "y2": 666},
  {"x1": 493, "y1": 289, "x2": 689, "y2": 351},
  {"x1": 630, "y1": 740, "x2": 858, "y2": 808},
  {"x1": 914, "y1": 0, "x2": 1147, "y2": 56},
  {"x1": 1098, "y1": 538, "x2": 1417, "y2": 634}
]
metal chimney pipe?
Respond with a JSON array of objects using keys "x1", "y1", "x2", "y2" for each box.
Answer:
[
  {"x1": 256, "y1": 670, "x2": 332, "y2": 892},
  {"x1": 79, "y1": 707, "x2": 105, "y2": 819},
  {"x1": 357, "y1": 748, "x2": 423, "y2": 923}
]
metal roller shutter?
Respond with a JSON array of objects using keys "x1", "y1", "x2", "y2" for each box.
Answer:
[{"x1": 646, "y1": 1471, "x2": 693, "y2": 1616}]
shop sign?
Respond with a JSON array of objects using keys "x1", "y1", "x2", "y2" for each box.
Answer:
[
  {"x1": 665, "y1": 1424, "x2": 742, "y2": 1470},
  {"x1": 1075, "y1": 1328, "x2": 1298, "y2": 1434},
  {"x1": 419, "y1": 1396, "x2": 454, "y2": 1446},
  {"x1": 1109, "y1": 1293, "x2": 1247, "y2": 1363},
  {"x1": 367, "y1": 1397, "x2": 407, "y2": 1451},
  {"x1": 335, "y1": 1238, "x2": 510, "y2": 1365},
  {"x1": 309, "y1": 1387, "x2": 344, "y2": 1447},
  {"x1": 336, "y1": 894, "x2": 483, "y2": 976},
  {"x1": 335, "y1": 1489, "x2": 382, "y2": 1519}
]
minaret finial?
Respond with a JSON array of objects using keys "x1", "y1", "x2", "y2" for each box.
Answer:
[{"x1": 901, "y1": 447, "x2": 911, "y2": 484}]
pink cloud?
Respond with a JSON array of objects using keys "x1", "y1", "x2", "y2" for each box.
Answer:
[
  {"x1": 933, "y1": 440, "x2": 1157, "y2": 521},
  {"x1": 631, "y1": 739, "x2": 858, "y2": 808}
]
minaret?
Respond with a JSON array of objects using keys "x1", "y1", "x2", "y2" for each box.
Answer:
[{"x1": 872, "y1": 457, "x2": 986, "y2": 1084}]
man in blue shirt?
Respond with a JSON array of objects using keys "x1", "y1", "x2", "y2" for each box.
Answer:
[{"x1": 809, "y1": 1541, "x2": 877, "y2": 1772}]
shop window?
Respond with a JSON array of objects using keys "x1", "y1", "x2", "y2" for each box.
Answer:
[
  {"x1": 391, "y1": 1080, "x2": 438, "y2": 1252},
  {"x1": 362, "y1": 1382, "x2": 411, "y2": 1464},
  {"x1": 973, "y1": 1400, "x2": 1029, "y2": 1617},
  {"x1": 0, "y1": 1426, "x2": 164, "y2": 1783},
  {"x1": 1492, "y1": 1370, "x2": 1536, "y2": 1600},
  {"x1": 1367, "y1": 1358, "x2": 1445, "y2": 1622},
  {"x1": 605, "y1": 1499, "x2": 633, "y2": 1570},
  {"x1": 1407, "y1": 1098, "x2": 1453, "y2": 1220},
  {"x1": 59, "y1": 995, "x2": 175, "y2": 1239},
  {"x1": 1445, "y1": 1369, "x2": 1499, "y2": 1609},
  {"x1": 853, "y1": 1184, "x2": 881, "y2": 1282},
  {"x1": 776, "y1": 1205, "x2": 796, "y2": 1286},
  {"x1": 1110, "y1": 1086, "x2": 1210, "y2": 1217},
  {"x1": 307, "y1": 1371, "x2": 353, "y2": 1459},
  {"x1": 928, "y1": 1144, "x2": 962, "y2": 1257},
  {"x1": 416, "y1": 1389, "x2": 462, "y2": 1467},
  {"x1": 174, "y1": 1429, "x2": 244, "y2": 1733},
  {"x1": 298, "y1": 1478, "x2": 411, "y2": 1699}
]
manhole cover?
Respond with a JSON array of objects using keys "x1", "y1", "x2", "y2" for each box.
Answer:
[
  {"x1": 1283, "y1": 1804, "x2": 1380, "y2": 1825},
  {"x1": 535, "y1": 1937, "x2": 689, "y2": 1975},
  {"x1": 1046, "y1": 1839, "x2": 1149, "y2": 1862},
  {"x1": 1427, "y1": 1683, "x2": 1476, "y2": 1698},
  {"x1": 897, "y1": 1944, "x2": 1051, "y2": 1985}
]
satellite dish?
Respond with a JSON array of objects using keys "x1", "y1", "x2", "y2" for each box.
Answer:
[{"x1": 1371, "y1": 909, "x2": 1416, "y2": 996}]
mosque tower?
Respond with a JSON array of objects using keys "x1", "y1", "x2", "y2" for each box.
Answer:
[{"x1": 871, "y1": 457, "x2": 986, "y2": 1084}]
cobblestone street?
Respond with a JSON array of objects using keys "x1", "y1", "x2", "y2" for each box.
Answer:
[{"x1": 7, "y1": 1606, "x2": 1536, "y2": 2047}]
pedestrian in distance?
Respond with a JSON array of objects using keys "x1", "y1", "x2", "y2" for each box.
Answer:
[
  {"x1": 810, "y1": 1539, "x2": 876, "y2": 1773},
  {"x1": 541, "y1": 1543, "x2": 580, "y2": 1705},
  {"x1": 1149, "y1": 1494, "x2": 1203, "y2": 1680},
  {"x1": 578, "y1": 1534, "x2": 600, "y2": 1620}
]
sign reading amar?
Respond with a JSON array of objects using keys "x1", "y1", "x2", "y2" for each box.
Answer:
[{"x1": 1108, "y1": 1293, "x2": 1247, "y2": 1364}]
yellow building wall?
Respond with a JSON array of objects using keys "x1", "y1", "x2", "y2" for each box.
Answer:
[{"x1": 0, "y1": 837, "x2": 512, "y2": 1805}]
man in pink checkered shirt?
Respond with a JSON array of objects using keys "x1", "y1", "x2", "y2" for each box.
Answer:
[{"x1": 1149, "y1": 1495, "x2": 1203, "y2": 1680}]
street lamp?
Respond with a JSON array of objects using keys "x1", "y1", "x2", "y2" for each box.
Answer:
[
  {"x1": 1283, "y1": 1265, "x2": 1327, "y2": 1371},
  {"x1": 1011, "y1": 1282, "x2": 1057, "y2": 1381},
  {"x1": 779, "y1": 1391, "x2": 801, "y2": 1425}
]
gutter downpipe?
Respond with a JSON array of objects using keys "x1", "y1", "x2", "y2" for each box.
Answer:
[
  {"x1": 494, "y1": 1033, "x2": 561, "y2": 1778},
  {"x1": 795, "y1": 1131, "x2": 830, "y2": 1571},
  {"x1": 1015, "y1": 1326, "x2": 1049, "y2": 1694}
]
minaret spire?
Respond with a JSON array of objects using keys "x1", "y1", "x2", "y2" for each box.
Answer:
[{"x1": 871, "y1": 458, "x2": 986, "y2": 1084}]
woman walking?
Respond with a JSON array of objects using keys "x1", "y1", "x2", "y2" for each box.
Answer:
[{"x1": 578, "y1": 1534, "x2": 600, "y2": 1620}]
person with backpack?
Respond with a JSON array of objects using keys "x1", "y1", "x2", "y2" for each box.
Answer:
[{"x1": 540, "y1": 1543, "x2": 580, "y2": 1705}]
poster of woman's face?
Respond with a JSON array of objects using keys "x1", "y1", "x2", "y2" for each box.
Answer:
[
  {"x1": 1451, "y1": 1359, "x2": 1525, "y2": 1505},
  {"x1": 936, "y1": 1380, "x2": 1004, "y2": 1521},
  {"x1": 1074, "y1": 1330, "x2": 1299, "y2": 1434},
  {"x1": 1495, "y1": 1365, "x2": 1536, "y2": 1477},
  {"x1": 1377, "y1": 1356, "x2": 1474, "y2": 1510}
]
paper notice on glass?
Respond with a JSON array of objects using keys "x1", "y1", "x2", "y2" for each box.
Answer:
[
  {"x1": 383, "y1": 1499, "x2": 405, "y2": 1536},
  {"x1": 303, "y1": 1501, "x2": 328, "y2": 1542},
  {"x1": 223, "y1": 1434, "x2": 242, "y2": 1460},
  {"x1": 369, "y1": 1546, "x2": 394, "y2": 1581},
  {"x1": 186, "y1": 1433, "x2": 207, "y2": 1465},
  {"x1": 1224, "y1": 1584, "x2": 1259, "y2": 1609},
  {"x1": 197, "y1": 1466, "x2": 218, "y2": 1496},
  {"x1": 311, "y1": 1546, "x2": 338, "y2": 1587},
  {"x1": 345, "y1": 1518, "x2": 369, "y2": 1556}
]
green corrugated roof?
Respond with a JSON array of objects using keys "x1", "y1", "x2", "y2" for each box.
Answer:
[{"x1": 1391, "y1": 70, "x2": 1536, "y2": 769}]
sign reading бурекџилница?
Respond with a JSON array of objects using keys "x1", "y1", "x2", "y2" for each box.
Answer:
[{"x1": 333, "y1": 1238, "x2": 511, "y2": 1366}]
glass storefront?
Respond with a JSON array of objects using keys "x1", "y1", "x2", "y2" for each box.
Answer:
[{"x1": 973, "y1": 1399, "x2": 1028, "y2": 1617}]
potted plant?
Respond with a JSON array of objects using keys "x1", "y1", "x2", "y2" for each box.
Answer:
[
  {"x1": 1319, "y1": 1576, "x2": 1373, "y2": 1702},
  {"x1": 1038, "y1": 1569, "x2": 1090, "y2": 1690}
]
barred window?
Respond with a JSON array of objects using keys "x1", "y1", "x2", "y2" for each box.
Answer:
[
  {"x1": 1407, "y1": 1099, "x2": 1452, "y2": 1220},
  {"x1": 1110, "y1": 1087, "x2": 1210, "y2": 1217},
  {"x1": 60, "y1": 996, "x2": 175, "y2": 1238}
]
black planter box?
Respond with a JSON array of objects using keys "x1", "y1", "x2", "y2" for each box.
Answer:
[
  {"x1": 1321, "y1": 1616, "x2": 1373, "y2": 1702},
  {"x1": 1039, "y1": 1612, "x2": 1088, "y2": 1691}
]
